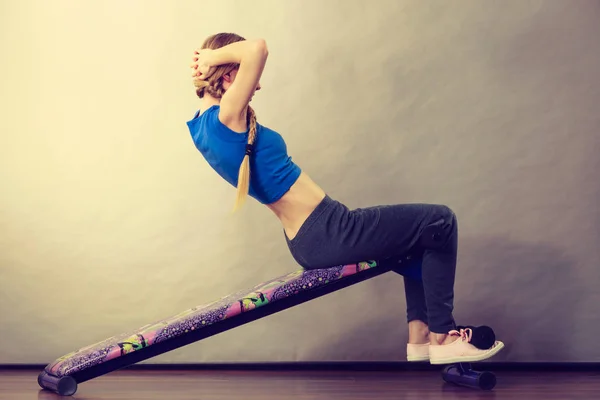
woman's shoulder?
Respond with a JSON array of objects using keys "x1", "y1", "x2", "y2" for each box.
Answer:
[{"x1": 201, "y1": 105, "x2": 250, "y2": 142}]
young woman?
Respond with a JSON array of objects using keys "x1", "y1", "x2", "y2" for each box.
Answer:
[{"x1": 187, "y1": 33, "x2": 504, "y2": 365}]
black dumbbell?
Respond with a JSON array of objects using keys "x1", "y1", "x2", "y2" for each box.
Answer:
[{"x1": 455, "y1": 325, "x2": 496, "y2": 350}]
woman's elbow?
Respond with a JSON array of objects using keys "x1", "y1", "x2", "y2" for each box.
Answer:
[{"x1": 251, "y1": 39, "x2": 269, "y2": 57}]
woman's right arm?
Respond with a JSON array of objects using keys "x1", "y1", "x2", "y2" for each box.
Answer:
[{"x1": 203, "y1": 39, "x2": 268, "y2": 125}]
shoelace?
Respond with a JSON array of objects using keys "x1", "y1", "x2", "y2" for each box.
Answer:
[{"x1": 448, "y1": 327, "x2": 473, "y2": 342}]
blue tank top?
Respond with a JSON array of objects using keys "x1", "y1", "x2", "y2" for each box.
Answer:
[{"x1": 186, "y1": 105, "x2": 302, "y2": 204}]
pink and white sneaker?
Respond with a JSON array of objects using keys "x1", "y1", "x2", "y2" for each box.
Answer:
[
  {"x1": 429, "y1": 328, "x2": 505, "y2": 365},
  {"x1": 407, "y1": 342, "x2": 430, "y2": 362}
]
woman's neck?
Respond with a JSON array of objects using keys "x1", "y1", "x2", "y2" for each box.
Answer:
[{"x1": 200, "y1": 95, "x2": 221, "y2": 113}]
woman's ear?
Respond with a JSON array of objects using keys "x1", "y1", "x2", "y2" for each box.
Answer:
[{"x1": 223, "y1": 68, "x2": 238, "y2": 83}]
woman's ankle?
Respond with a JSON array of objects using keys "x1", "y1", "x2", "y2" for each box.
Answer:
[
  {"x1": 429, "y1": 332, "x2": 459, "y2": 346},
  {"x1": 408, "y1": 320, "x2": 430, "y2": 344}
]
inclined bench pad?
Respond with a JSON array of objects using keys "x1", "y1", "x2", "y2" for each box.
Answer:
[{"x1": 45, "y1": 260, "x2": 379, "y2": 378}]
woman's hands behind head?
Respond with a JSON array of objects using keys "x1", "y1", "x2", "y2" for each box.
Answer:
[{"x1": 190, "y1": 48, "x2": 216, "y2": 81}]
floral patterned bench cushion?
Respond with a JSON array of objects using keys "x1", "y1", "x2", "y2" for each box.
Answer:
[{"x1": 46, "y1": 261, "x2": 379, "y2": 377}]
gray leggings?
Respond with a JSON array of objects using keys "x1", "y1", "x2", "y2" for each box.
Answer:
[{"x1": 285, "y1": 195, "x2": 458, "y2": 334}]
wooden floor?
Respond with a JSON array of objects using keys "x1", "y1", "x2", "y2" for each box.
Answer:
[{"x1": 2, "y1": 369, "x2": 599, "y2": 400}]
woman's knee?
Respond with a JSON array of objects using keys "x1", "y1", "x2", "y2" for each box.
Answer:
[
  {"x1": 420, "y1": 204, "x2": 457, "y2": 249},
  {"x1": 438, "y1": 205, "x2": 457, "y2": 226},
  {"x1": 425, "y1": 204, "x2": 455, "y2": 223}
]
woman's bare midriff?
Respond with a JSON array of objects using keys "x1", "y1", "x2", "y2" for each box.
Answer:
[{"x1": 266, "y1": 172, "x2": 327, "y2": 241}]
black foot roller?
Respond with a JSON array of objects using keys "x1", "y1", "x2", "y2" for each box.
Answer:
[
  {"x1": 441, "y1": 325, "x2": 498, "y2": 390},
  {"x1": 442, "y1": 362, "x2": 496, "y2": 390}
]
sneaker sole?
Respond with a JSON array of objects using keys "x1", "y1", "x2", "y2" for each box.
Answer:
[
  {"x1": 407, "y1": 355, "x2": 430, "y2": 362},
  {"x1": 429, "y1": 341, "x2": 505, "y2": 365}
]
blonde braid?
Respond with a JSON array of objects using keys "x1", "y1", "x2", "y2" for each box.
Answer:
[
  {"x1": 194, "y1": 79, "x2": 225, "y2": 99},
  {"x1": 233, "y1": 106, "x2": 257, "y2": 211}
]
